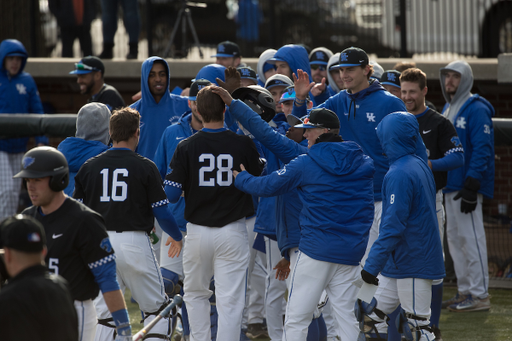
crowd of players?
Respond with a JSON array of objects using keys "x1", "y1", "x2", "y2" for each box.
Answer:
[{"x1": 0, "y1": 38, "x2": 495, "y2": 341}]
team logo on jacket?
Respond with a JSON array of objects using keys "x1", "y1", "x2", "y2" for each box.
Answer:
[
  {"x1": 16, "y1": 83, "x2": 27, "y2": 95},
  {"x1": 22, "y1": 156, "x2": 35, "y2": 169},
  {"x1": 169, "y1": 116, "x2": 180, "y2": 124},
  {"x1": 366, "y1": 113, "x2": 375, "y2": 122},
  {"x1": 456, "y1": 117, "x2": 466, "y2": 129},
  {"x1": 100, "y1": 238, "x2": 113, "y2": 253}
]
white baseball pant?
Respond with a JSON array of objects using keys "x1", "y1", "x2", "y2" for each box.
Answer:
[
  {"x1": 183, "y1": 218, "x2": 249, "y2": 341},
  {"x1": 265, "y1": 237, "x2": 288, "y2": 340},
  {"x1": 445, "y1": 191, "x2": 489, "y2": 298},
  {"x1": 94, "y1": 231, "x2": 169, "y2": 341},
  {"x1": 434, "y1": 190, "x2": 445, "y2": 285},
  {"x1": 75, "y1": 299, "x2": 97, "y2": 341},
  {"x1": 361, "y1": 201, "x2": 382, "y2": 266},
  {"x1": 370, "y1": 276, "x2": 434, "y2": 341},
  {"x1": 283, "y1": 251, "x2": 359, "y2": 341}
]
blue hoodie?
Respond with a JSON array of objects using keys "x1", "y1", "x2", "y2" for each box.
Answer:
[
  {"x1": 58, "y1": 137, "x2": 109, "y2": 196},
  {"x1": 0, "y1": 39, "x2": 47, "y2": 153},
  {"x1": 292, "y1": 79, "x2": 407, "y2": 201},
  {"x1": 364, "y1": 112, "x2": 445, "y2": 279},
  {"x1": 235, "y1": 129, "x2": 375, "y2": 265},
  {"x1": 154, "y1": 112, "x2": 198, "y2": 231},
  {"x1": 130, "y1": 57, "x2": 190, "y2": 161}
]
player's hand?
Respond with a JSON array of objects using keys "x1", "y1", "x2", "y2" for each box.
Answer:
[
  {"x1": 361, "y1": 269, "x2": 379, "y2": 286},
  {"x1": 274, "y1": 258, "x2": 290, "y2": 281},
  {"x1": 180, "y1": 87, "x2": 190, "y2": 97},
  {"x1": 211, "y1": 86, "x2": 233, "y2": 106},
  {"x1": 292, "y1": 69, "x2": 315, "y2": 103},
  {"x1": 217, "y1": 66, "x2": 241, "y2": 94},
  {"x1": 428, "y1": 160, "x2": 432, "y2": 169},
  {"x1": 132, "y1": 90, "x2": 142, "y2": 101},
  {"x1": 166, "y1": 236, "x2": 183, "y2": 258},
  {"x1": 232, "y1": 164, "x2": 246, "y2": 178},
  {"x1": 310, "y1": 78, "x2": 327, "y2": 97},
  {"x1": 454, "y1": 176, "x2": 480, "y2": 214}
]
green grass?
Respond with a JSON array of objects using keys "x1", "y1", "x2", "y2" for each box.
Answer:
[{"x1": 126, "y1": 287, "x2": 512, "y2": 340}]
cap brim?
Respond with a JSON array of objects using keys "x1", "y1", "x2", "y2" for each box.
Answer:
[
  {"x1": 381, "y1": 82, "x2": 400, "y2": 88},
  {"x1": 241, "y1": 77, "x2": 258, "y2": 82},
  {"x1": 294, "y1": 123, "x2": 319, "y2": 129},
  {"x1": 7, "y1": 52, "x2": 26, "y2": 57},
  {"x1": 330, "y1": 63, "x2": 363, "y2": 69},
  {"x1": 266, "y1": 57, "x2": 286, "y2": 64},
  {"x1": 69, "y1": 70, "x2": 93, "y2": 75},
  {"x1": 310, "y1": 61, "x2": 328, "y2": 65},
  {"x1": 266, "y1": 83, "x2": 290, "y2": 90},
  {"x1": 188, "y1": 96, "x2": 197, "y2": 101},
  {"x1": 279, "y1": 98, "x2": 294, "y2": 104},
  {"x1": 211, "y1": 53, "x2": 239, "y2": 58},
  {"x1": 286, "y1": 115, "x2": 302, "y2": 126}
]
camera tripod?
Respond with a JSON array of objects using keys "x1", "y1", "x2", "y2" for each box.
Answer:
[{"x1": 163, "y1": 1, "x2": 205, "y2": 58}]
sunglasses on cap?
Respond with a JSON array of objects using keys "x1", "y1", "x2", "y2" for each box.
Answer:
[
  {"x1": 75, "y1": 62, "x2": 100, "y2": 72},
  {"x1": 311, "y1": 65, "x2": 326, "y2": 71}
]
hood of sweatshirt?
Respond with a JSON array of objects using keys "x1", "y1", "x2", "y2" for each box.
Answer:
[{"x1": 439, "y1": 60, "x2": 473, "y2": 123}]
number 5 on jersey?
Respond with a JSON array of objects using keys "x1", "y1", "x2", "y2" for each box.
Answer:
[
  {"x1": 100, "y1": 168, "x2": 129, "y2": 202},
  {"x1": 199, "y1": 153, "x2": 233, "y2": 187}
]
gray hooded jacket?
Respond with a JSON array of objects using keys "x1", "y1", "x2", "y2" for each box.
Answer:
[{"x1": 440, "y1": 60, "x2": 473, "y2": 123}]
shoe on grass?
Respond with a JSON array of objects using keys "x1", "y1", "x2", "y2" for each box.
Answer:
[
  {"x1": 441, "y1": 292, "x2": 467, "y2": 309},
  {"x1": 447, "y1": 294, "x2": 490, "y2": 312}
]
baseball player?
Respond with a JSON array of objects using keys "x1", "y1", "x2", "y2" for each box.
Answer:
[
  {"x1": 16, "y1": 146, "x2": 132, "y2": 341},
  {"x1": 164, "y1": 85, "x2": 263, "y2": 340},
  {"x1": 308, "y1": 47, "x2": 333, "y2": 105},
  {"x1": 0, "y1": 214, "x2": 78, "y2": 341},
  {"x1": 360, "y1": 112, "x2": 445, "y2": 341},
  {"x1": 440, "y1": 61, "x2": 495, "y2": 312},
  {"x1": 380, "y1": 70, "x2": 402, "y2": 98},
  {"x1": 231, "y1": 107, "x2": 375, "y2": 341},
  {"x1": 73, "y1": 107, "x2": 183, "y2": 341},
  {"x1": 256, "y1": 48, "x2": 277, "y2": 87},
  {"x1": 292, "y1": 47, "x2": 407, "y2": 266},
  {"x1": 400, "y1": 67, "x2": 464, "y2": 337}
]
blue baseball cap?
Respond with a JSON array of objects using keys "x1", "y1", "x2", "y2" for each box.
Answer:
[
  {"x1": 309, "y1": 48, "x2": 332, "y2": 66},
  {"x1": 189, "y1": 79, "x2": 212, "y2": 101},
  {"x1": 211, "y1": 41, "x2": 241, "y2": 58},
  {"x1": 69, "y1": 56, "x2": 104, "y2": 75},
  {"x1": 380, "y1": 70, "x2": 401, "y2": 88},
  {"x1": 279, "y1": 86, "x2": 296, "y2": 103},
  {"x1": 330, "y1": 47, "x2": 369, "y2": 70}
]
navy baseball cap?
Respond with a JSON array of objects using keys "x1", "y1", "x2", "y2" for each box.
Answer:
[
  {"x1": 309, "y1": 49, "x2": 331, "y2": 66},
  {"x1": 265, "y1": 74, "x2": 293, "y2": 90},
  {"x1": 0, "y1": 215, "x2": 46, "y2": 253},
  {"x1": 189, "y1": 79, "x2": 212, "y2": 101},
  {"x1": 331, "y1": 47, "x2": 369, "y2": 69},
  {"x1": 380, "y1": 70, "x2": 401, "y2": 88},
  {"x1": 295, "y1": 108, "x2": 340, "y2": 130},
  {"x1": 211, "y1": 41, "x2": 241, "y2": 58},
  {"x1": 237, "y1": 67, "x2": 258, "y2": 83},
  {"x1": 69, "y1": 56, "x2": 105, "y2": 75}
]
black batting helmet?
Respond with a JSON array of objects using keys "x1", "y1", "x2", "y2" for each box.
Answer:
[
  {"x1": 232, "y1": 85, "x2": 276, "y2": 123},
  {"x1": 13, "y1": 147, "x2": 69, "y2": 192}
]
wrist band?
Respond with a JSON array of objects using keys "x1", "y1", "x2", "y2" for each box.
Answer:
[{"x1": 294, "y1": 98, "x2": 306, "y2": 106}]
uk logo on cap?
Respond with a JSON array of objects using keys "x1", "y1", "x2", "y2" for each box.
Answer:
[
  {"x1": 340, "y1": 53, "x2": 348, "y2": 62},
  {"x1": 218, "y1": 45, "x2": 225, "y2": 53},
  {"x1": 23, "y1": 157, "x2": 35, "y2": 169},
  {"x1": 241, "y1": 68, "x2": 251, "y2": 76},
  {"x1": 387, "y1": 73, "x2": 396, "y2": 82},
  {"x1": 316, "y1": 51, "x2": 324, "y2": 60}
]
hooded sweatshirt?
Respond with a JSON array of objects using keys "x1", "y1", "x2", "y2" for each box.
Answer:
[
  {"x1": 235, "y1": 129, "x2": 375, "y2": 265},
  {"x1": 130, "y1": 57, "x2": 189, "y2": 160},
  {"x1": 440, "y1": 61, "x2": 495, "y2": 197},
  {"x1": 271, "y1": 45, "x2": 312, "y2": 85},
  {"x1": 326, "y1": 53, "x2": 341, "y2": 96},
  {"x1": 364, "y1": 112, "x2": 445, "y2": 279},
  {"x1": 292, "y1": 79, "x2": 407, "y2": 201},
  {"x1": 0, "y1": 39, "x2": 47, "y2": 153},
  {"x1": 257, "y1": 49, "x2": 277, "y2": 86}
]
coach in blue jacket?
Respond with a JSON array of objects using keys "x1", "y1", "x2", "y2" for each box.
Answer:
[
  {"x1": 362, "y1": 112, "x2": 445, "y2": 341},
  {"x1": 233, "y1": 108, "x2": 375, "y2": 341}
]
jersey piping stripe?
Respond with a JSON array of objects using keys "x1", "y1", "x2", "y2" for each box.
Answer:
[
  {"x1": 76, "y1": 198, "x2": 84, "y2": 203},
  {"x1": 88, "y1": 254, "x2": 116, "y2": 269},
  {"x1": 151, "y1": 198, "x2": 170, "y2": 208},
  {"x1": 163, "y1": 180, "x2": 182, "y2": 189}
]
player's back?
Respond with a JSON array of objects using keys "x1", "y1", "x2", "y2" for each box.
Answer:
[
  {"x1": 166, "y1": 129, "x2": 262, "y2": 228},
  {"x1": 74, "y1": 148, "x2": 165, "y2": 232}
]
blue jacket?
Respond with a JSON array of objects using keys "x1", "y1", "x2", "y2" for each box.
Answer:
[
  {"x1": 364, "y1": 112, "x2": 445, "y2": 279},
  {"x1": 292, "y1": 80, "x2": 407, "y2": 202},
  {"x1": 272, "y1": 45, "x2": 312, "y2": 83},
  {"x1": 442, "y1": 95, "x2": 495, "y2": 198},
  {"x1": 131, "y1": 57, "x2": 190, "y2": 161},
  {"x1": 0, "y1": 39, "x2": 47, "y2": 153},
  {"x1": 153, "y1": 112, "x2": 198, "y2": 231},
  {"x1": 235, "y1": 134, "x2": 375, "y2": 265},
  {"x1": 58, "y1": 137, "x2": 109, "y2": 196}
]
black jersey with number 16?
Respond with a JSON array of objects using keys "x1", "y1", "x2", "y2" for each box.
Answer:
[{"x1": 165, "y1": 129, "x2": 262, "y2": 228}]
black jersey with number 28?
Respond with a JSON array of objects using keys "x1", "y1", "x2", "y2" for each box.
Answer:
[{"x1": 166, "y1": 130, "x2": 262, "y2": 228}]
